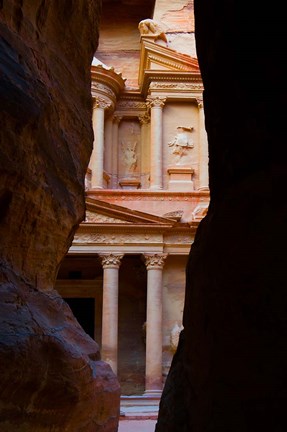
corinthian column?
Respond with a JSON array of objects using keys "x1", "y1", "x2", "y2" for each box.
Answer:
[
  {"x1": 146, "y1": 97, "x2": 166, "y2": 190},
  {"x1": 99, "y1": 253, "x2": 123, "y2": 375},
  {"x1": 143, "y1": 253, "x2": 168, "y2": 395},
  {"x1": 90, "y1": 97, "x2": 111, "y2": 189},
  {"x1": 197, "y1": 97, "x2": 209, "y2": 190}
]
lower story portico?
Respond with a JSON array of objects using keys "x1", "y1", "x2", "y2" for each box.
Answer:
[{"x1": 56, "y1": 194, "x2": 208, "y2": 395}]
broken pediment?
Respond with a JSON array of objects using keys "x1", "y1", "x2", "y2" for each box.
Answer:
[
  {"x1": 138, "y1": 37, "x2": 200, "y2": 89},
  {"x1": 83, "y1": 198, "x2": 175, "y2": 226}
]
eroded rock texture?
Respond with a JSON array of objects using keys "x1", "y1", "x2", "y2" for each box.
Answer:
[
  {"x1": 0, "y1": 1, "x2": 120, "y2": 431},
  {"x1": 156, "y1": 1, "x2": 287, "y2": 431}
]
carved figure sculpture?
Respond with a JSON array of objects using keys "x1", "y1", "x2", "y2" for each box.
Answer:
[
  {"x1": 168, "y1": 126, "x2": 194, "y2": 163},
  {"x1": 121, "y1": 140, "x2": 137, "y2": 172},
  {"x1": 170, "y1": 322, "x2": 184, "y2": 352},
  {"x1": 138, "y1": 18, "x2": 167, "y2": 43}
]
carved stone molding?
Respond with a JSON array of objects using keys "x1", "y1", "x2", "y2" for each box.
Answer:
[
  {"x1": 138, "y1": 113, "x2": 150, "y2": 125},
  {"x1": 143, "y1": 253, "x2": 168, "y2": 269},
  {"x1": 146, "y1": 96, "x2": 166, "y2": 109},
  {"x1": 149, "y1": 82, "x2": 203, "y2": 91},
  {"x1": 99, "y1": 253, "x2": 124, "y2": 268},
  {"x1": 116, "y1": 100, "x2": 147, "y2": 110}
]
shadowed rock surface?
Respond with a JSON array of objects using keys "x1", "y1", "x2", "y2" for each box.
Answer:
[
  {"x1": 0, "y1": 1, "x2": 120, "y2": 431},
  {"x1": 156, "y1": 1, "x2": 287, "y2": 431}
]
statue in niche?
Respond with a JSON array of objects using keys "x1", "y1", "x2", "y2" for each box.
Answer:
[
  {"x1": 121, "y1": 124, "x2": 138, "y2": 173},
  {"x1": 168, "y1": 126, "x2": 194, "y2": 164}
]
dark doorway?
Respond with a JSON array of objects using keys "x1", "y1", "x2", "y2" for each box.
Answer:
[
  {"x1": 118, "y1": 255, "x2": 147, "y2": 395},
  {"x1": 64, "y1": 297, "x2": 95, "y2": 339}
]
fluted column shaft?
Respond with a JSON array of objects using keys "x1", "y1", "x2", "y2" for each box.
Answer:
[
  {"x1": 147, "y1": 97, "x2": 166, "y2": 190},
  {"x1": 99, "y1": 253, "x2": 123, "y2": 375},
  {"x1": 197, "y1": 98, "x2": 209, "y2": 190},
  {"x1": 143, "y1": 253, "x2": 168, "y2": 395}
]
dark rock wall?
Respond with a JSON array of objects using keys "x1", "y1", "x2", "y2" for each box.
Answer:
[
  {"x1": 156, "y1": 1, "x2": 287, "y2": 431},
  {"x1": 0, "y1": 1, "x2": 120, "y2": 431}
]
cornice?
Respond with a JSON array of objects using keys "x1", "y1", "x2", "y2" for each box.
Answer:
[
  {"x1": 86, "y1": 189, "x2": 210, "y2": 199},
  {"x1": 142, "y1": 71, "x2": 203, "y2": 99}
]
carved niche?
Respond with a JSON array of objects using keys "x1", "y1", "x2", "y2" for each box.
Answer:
[{"x1": 118, "y1": 120, "x2": 141, "y2": 180}]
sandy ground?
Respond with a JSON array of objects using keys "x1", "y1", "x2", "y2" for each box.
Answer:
[{"x1": 118, "y1": 419, "x2": 157, "y2": 432}]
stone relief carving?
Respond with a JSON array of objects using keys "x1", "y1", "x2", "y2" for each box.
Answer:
[
  {"x1": 164, "y1": 234, "x2": 192, "y2": 244},
  {"x1": 85, "y1": 211, "x2": 131, "y2": 224},
  {"x1": 149, "y1": 82, "x2": 203, "y2": 90},
  {"x1": 73, "y1": 234, "x2": 107, "y2": 243},
  {"x1": 120, "y1": 123, "x2": 140, "y2": 174},
  {"x1": 138, "y1": 18, "x2": 167, "y2": 44},
  {"x1": 121, "y1": 139, "x2": 137, "y2": 173},
  {"x1": 73, "y1": 233, "x2": 162, "y2": 244},
  {"x1": 168, "y1": 126, "x2": 194, "y2": 164},
  {"x1": 170, "y1": 322, "x2": 184, "y2": 352},
  {"x1": 116, "y1": 100, "x2": 147, "y2": 109}
]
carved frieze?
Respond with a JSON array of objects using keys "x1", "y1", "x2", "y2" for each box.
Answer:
[
  {"x1": 149, "y1": 82, "x2": 203, "y2": 91},
  {"x1": 73, "y1": 233, "x2": 162, "y2": 245},
  {"x1": 116, "y1": 100, "x2": 147, "y2": 110},
  {"x1": 85, "y1": 211, "x2": 131, "y2": 224}
]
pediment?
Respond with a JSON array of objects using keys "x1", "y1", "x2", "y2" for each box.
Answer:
[
  {"x1": 138, "y1": 38, "x2": 200, "y2": 87},
  {"x1": 83, "y1": 198, "x2": 175, "y2": 226}
]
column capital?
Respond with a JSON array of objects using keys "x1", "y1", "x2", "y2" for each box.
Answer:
[
  {"x1": 99, "y1": 253, "x2": 124, "y2": 269},
  {"x1": 113, "y1": 114, "x2": 123, "y2": 124},
  {"x1": 143, "y1": 253, "x2": 168, "y2": 270},
  {"x1": 94, "y1": 96, "x2": 112, "y2": 110},
  {"x1": 196, "y1": 97, "x2": 204, "y2": 109},
  {"x1": 146, "y1": 96, "x2": 166, "y2": 109},
  {"x1": 138, "y1": 113, "x2": 150, "y2": 125}
]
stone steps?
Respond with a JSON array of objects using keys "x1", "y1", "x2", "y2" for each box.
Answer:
[{"x1": 120, "y1": 395, "x2": 159, "y2": 420}]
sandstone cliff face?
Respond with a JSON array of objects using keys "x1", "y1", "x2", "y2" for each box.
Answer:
[
  {"x1": 0, "y1": 1, "x2": 120, "y2": 431},
  {"x1": 156, "y1": 1, "x2": 287, "y2": 431}
]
